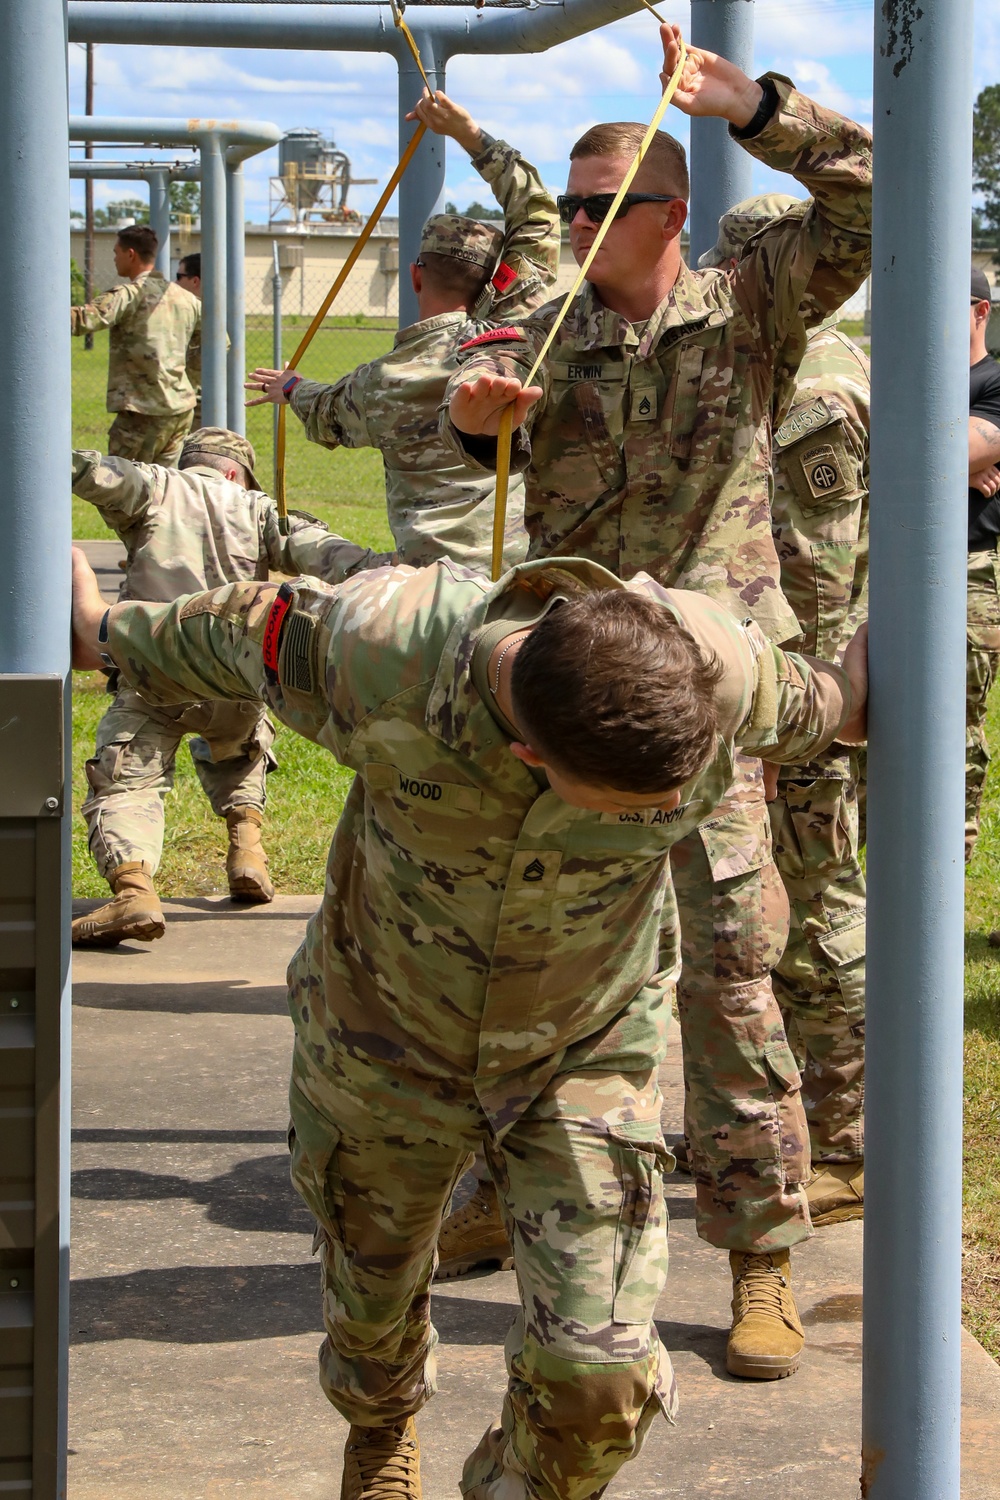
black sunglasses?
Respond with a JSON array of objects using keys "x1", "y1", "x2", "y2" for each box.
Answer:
[{"x1": 557, "y1": 192, "x2": 678, "y2": 225}]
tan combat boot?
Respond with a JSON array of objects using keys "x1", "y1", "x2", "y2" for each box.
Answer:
[
  {"x1": 71, "y1": 862, "x2": 165, "y2": 948},
  {"x1": 435, "y1": 1179, "x2": 513, "y2": 1281},
  {"x1": 807, "y1": 1161, "x2": 864, "y2": 1225},
  {"x1": 340, "y1": 1417, "x2": 421, "y2": 1500},
  {"x1": 225, "y1": 807, "x2": 274, "y2": 903},
  {"x1": 727, "y1": 1249, "x2": 804, "y2": 1380}
]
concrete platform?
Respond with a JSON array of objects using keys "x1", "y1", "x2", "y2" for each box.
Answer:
[{"x1": 69, "y1": 894, "x2": 1000, "y2": 1499}]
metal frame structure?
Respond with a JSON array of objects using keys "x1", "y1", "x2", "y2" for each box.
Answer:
[
  {"x1": 67, "y1": 1, "x2": 647, "y2": 324},
  {"x1": 688, "y1": 0, "x2": 754, "y2": 262},
  {"x1": 69, "y1": 116, "x2": 283, "y2": 429},
  {"x1": 69, "y1": 158, "x2": 200, "y2": 277},
  {"x1": 0, "y1": 2, "x2": 976, "y2": 1496}
]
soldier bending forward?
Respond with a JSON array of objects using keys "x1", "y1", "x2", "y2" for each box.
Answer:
[{"x1": 72, "y1": 545, "x2": 866, "y2": 1499}]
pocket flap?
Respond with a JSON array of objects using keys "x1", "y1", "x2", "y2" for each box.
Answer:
[{"x1": 817, "y1": 918, "x2": 866, "y2": 969}]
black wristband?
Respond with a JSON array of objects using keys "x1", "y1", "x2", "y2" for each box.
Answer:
[
  {"x1": 98, "y1": 608, "x2": 110, "y2": 644},
  {"x1": 731, "y1": 77, "x2": 780, "y2": 141}
]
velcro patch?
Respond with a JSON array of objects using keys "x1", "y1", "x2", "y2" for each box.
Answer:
[
  {"x1": 458, "y1": 326, "x2": 527, "y2": 351},
  {"x1": 799, "y1": 442, "x2": 845, "y2": 499},
  {"x1": 775, "y1": 395, "x2": 835, "y2": 448},
  {"x1": 491, "y1": 260, "x2": 518, "y2": 294},
  {"x1": 279, "y1": 609, "x2": 317, "y2": 694}
]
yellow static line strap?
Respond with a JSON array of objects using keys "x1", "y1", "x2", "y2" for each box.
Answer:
[
  {"x1": 391, "y1": 0, "x2": 432, "y2": 90},
  {"x1": 490, "y1": 36, "x2": 688, "y2": 579}
]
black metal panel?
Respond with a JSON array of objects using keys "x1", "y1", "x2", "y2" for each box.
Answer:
[{"x1": 0, "y1": 676, "x2": 66, "y2": 1498}]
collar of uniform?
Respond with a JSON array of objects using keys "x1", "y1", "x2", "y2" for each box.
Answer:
[
  {"x1": 566, "y1": 271, "x2": 722, "y2": 357},
  {"x1": 393, "y1": 310, "x2": 469, "y2": 348},
  {"x1": 424, "y1": 556, "x2": 628, "y2": 753}
]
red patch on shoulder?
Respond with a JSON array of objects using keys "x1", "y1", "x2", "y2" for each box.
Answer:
[
  {"x1": 263, "y1": 590, "x2": 292, "y2": 674},
  {"x1": 458, "y1": 326, "x2": 526, "y2": 350},
  {"x1": 491, "y1": 261, "x2": 518, "y2": 294}
]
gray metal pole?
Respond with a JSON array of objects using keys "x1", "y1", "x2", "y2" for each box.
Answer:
[
  {"x1": 688, "y1": 0, "x2": 755, "y2": 263},
  {"x1": 200, "y1": 133, "x2": 227, "y2": 428},
  {"x1": 862, "y1": 2, "x2": 974, "y2": 1496},
  {"x1": 272, "y1": 240, "x2": 282, "y2": 490},
  {"x1": 397, "y1": 33, "x2": 445, "y2": 328},
  {"x1": 226, "y1": 157, "x2": 246, "y2": 434},
  {"x1": 0, "y1": 2, "x2": 72, "y2": 1495},
  {"x1": 147, "y1": 166, "x2": 171, "y2": 277}
]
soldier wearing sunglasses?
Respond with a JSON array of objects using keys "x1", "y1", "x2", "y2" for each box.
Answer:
[{"x1": 442, "y1": 21, "x2": 872, "y2": 1383}]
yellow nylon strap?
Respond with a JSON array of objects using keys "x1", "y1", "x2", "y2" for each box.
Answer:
[
  {"x1": 274, "y1": 3, "x2": 432, "y2": 526},
  {"x1": 391, "y1": 0, "x2": 433, "y2": 91},
  {"x1": 490, "y1": 36, "x2": 688, "y2": 579}
]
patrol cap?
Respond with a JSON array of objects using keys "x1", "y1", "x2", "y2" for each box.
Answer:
[
  {"x1": 972, "y1": 266, "x2": 992, "y2": 303},
  {"x1": 419, "y1": 214, "x2": 504, "y2": 272},
  {"x1": 180, "y1": 427, "x2": 263, "y2": 490},
  {"x1": 697, "y1": 192, "x2": 803, "y2": 269}
]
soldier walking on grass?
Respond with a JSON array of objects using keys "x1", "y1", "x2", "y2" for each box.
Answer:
[
  {"x1": 71, "y1": 427, "x2": 392, "y2": 948},
  {"x1": 70, "y1": 538, "x2": 867, "y2": 1500},
  {"x1": 441, "y1": 21, "x2": 872, "y2": 1380},
  {"x1": 71, "y1": 223, "x2": 201, "y2": 466},
  {"x1": 246, "y1": 88, "x2": 560, "y2": 572}
]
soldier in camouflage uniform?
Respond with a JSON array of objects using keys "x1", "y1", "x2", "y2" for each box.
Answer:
[
  {"x1": 71, "y1": 224, "x2": 201, "y2": 465},
  {"x1": 443, "y1": 24, "x2": 872, "y2": 1377},
  {"x1": 176, "y1": 254, "x2": 204, "y2": 428},
  {"x1": 72, "y1": 427, "x2": 392, "y2": 948},
  {"x1": 71, "y1": 538, "x2": 867, "y2": 1500},
  {"x1": 247, "y1": 88, "x2": 559, "y2": 572},
  {"x1": 696, "y1": 195, "x2": 870, "y2": 1227},
  {"x1": 966, "y1": 268, "x2": 1000, "y2": 870}
]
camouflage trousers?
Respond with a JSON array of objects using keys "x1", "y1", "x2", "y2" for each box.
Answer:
[
  {"x1": 288, "y1": 1062, "x2": 677, "y2": 1500},
  {"x1": 107, "y1": 409, "x2": 193, "y2": 466},
  {"x1": 965, "y1": 551, "x2": 1000, "y2": 862},
  {"x1": 82, "y1": 683, "x2": 275, "y2": 880},
  {"x1": 769, "y1": 750, "x2": 866, "y2": 1165},
  {"x1": 670, "y1": 754, "x2": 812, "y2": 1253}
]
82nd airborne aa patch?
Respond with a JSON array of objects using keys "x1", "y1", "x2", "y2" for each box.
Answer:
[{"x1": 798, "y1": 441, "x2": 845, "y2": 499}]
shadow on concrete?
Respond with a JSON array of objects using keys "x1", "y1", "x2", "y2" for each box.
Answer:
[
  {"x1": 72, "y1": 1155, "x2": 312, "y2": 1235},
  {"x1": 73, "y1": 1128, "x2": 287, "y2": 1144},
  {"x1": 654, "y1": 1319, "x2": 730, "y2": 1379},
  {"x1": 70, "y1": 1262, "x2": 322, "y2": 1344},
  {"x1": 73, "y1": 980, "x2": 289, "y2": 1015},
  {"x1": 664, "y1": 1192, "x2": 696, "y2": 1221}
]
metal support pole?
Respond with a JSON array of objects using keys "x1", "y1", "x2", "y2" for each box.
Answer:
[
  {"x1": 862, "y1": 2, "x2": 974, "y2": 1497},
  {"x1": 147, "y1": 167, "x2": 171, "y2": 277},
  {"x1": 397, "y1": 34, "x2": 445, "y2": 327},
  {"x1": 199, "y1": 134, "x2": 227, "y2": 428},
  {"x1": 84, "y1": 42, "x2": 95, "y2": 349},
  {"x1": 272, "y1": 240, "x2": 282, "y2": 490},
  {"x1": 688, "y1": 0, "x2": 755, "y2": 263},
  {"x1": 0, "y1": 3, "x2": 72, "y2": 1498},
  {"x1": 226, "y1": 157, "x2": 246, "y2": 434}
]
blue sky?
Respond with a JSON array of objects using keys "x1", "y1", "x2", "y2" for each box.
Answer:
[{"x1": 68, "y1": 1, "x2": 1000, "y2": 226}]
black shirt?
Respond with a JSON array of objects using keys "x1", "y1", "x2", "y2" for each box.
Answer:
[{"x1": 968, "y1": 353, "x2": 1000, "y2": 551}]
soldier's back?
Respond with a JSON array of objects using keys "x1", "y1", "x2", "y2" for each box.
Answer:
[{"x1": 108, "y1": 272, "x2": 201, "y2": 417}]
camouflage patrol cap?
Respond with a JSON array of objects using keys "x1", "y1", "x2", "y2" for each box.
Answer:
[
  {"x1": 419, "y1": 214, "x2": 504, "y2": 271},
  {"x1": 697, "y1": 193, "x2": 803, "y2": 269},
  {"x1": 180, "y1": 427, "x2": 263, "y2": 490}
]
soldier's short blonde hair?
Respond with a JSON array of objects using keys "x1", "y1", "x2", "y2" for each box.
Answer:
[{"x1": 569, "y1": 123, "x2": 689, "y2": 201}]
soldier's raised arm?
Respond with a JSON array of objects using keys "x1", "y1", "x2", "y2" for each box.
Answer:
[
  {"x1": 736, "y1": 623, "x2": 867, "y2": 764},
  {"x1": 408, "y1": 88, "x2": 560, "y2": 315},
  {"x1": 244, "y1": 359, "x2": 378, "y2": 454},
  {"x1": 70, "y1": 280, "x2": 140, "y2": 337},
  {"x1": 72, "y1": 448, "x2": 159, "y2": 531}
]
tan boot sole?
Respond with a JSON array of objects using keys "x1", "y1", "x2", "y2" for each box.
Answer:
[
  {"x1": 72, "y1": 911, "x2": 165, "y2": 947},
  {"x1": 228, "y1": 873, "x2": 275, "y2": 904},
  {"x1": 726, "y1": 1348, "x2": 801, "y2": 1381},
  {"x1": 810, "y1": 1201, "x2": 864, "y2": 1226},
  {"x1": 436, "y1": 1248, "x2": 514, "y2": 1281}
]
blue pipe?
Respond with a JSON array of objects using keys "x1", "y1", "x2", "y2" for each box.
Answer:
[
  {"x1": 688, "y1": 0, "x2": 754, "y2": 263},
  {"x1": 862, "y1": 1, "x2": 973, "y2": 1494}
]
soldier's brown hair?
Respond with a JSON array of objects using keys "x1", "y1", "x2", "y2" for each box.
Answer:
[
  {"x1": 569, "y1": 123, "x2": 689, "y2": 201},
  {"x1": 116, "y1": 224, "x2": 159, "y2": 262},
  {"x1": 510, "y1": 590, "x2": 722, "y2": 794},
  {"x1": 418, "y1": 251, "x2": 491, "y2": 311}
]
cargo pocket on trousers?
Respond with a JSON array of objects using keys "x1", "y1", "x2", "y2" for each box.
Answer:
[
  {"x1": 288, "y1": 1087, "x2": 344, "y2": 1252},
  {"x1": 816, "y1": 918, "x2": 866, "y2": 1024},
  {"x1": 610, "y1": 1124, "x2": 672, "y2": 1326},
  {"x1": 763, "y1": 1039, "x2": 807, "y2": 1184}
]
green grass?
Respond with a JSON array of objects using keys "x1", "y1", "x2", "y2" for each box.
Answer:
[
  {"x1": 71, "y1": 324, "x2": 395, "y2": 543},
  {"x1": 71, "y1": 328, "x2": 1000, "y2": 1359}
]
